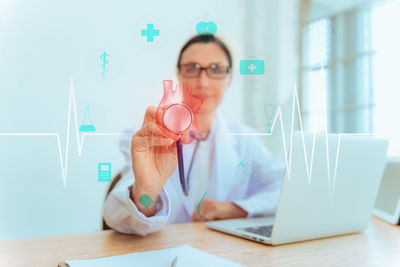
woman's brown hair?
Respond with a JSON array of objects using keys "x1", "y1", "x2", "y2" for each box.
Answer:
[{"x1": 176, "y1": 34, "x2": 233, "y2": 69}]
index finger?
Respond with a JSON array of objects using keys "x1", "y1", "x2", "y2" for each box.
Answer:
[{"x1": 142, "y1": 106, "x2": 157, "y2": 126}]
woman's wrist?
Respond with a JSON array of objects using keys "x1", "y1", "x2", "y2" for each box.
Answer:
[
  {"x1": 130, "y1": 183, "x2": 160, "y2": 217},
  {"x1": 216, "y1": 202, "x2": 248, "y2": 220}
]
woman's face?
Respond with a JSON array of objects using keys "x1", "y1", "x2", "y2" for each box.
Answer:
[{"x1": 178, "y1": 42, "x2": 232, "y2": 116}]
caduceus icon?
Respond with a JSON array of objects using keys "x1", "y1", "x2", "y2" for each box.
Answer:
[
  {"x1": 100, "y1": 51, "x2": 109, "y2": 77},
  {"x1": 264, "y1": 104, "x2": 275, "y2": 134}
]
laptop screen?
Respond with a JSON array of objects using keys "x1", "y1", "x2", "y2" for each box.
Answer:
[{"x1": 375, "y1": 160, "x2": 400, "y2": 216}]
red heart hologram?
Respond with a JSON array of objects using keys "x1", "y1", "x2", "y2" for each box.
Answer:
[{"x1": 155, "y1": 80, "x2": 204, "y2": 144}]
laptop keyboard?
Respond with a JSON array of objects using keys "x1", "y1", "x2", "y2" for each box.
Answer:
[{"x1": 239, "y1": 225, "x2": 273, "y2": 238}]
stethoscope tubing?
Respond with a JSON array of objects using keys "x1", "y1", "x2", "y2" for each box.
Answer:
[
  {"x1": 176, "y1": 132, "x2": 208, "y2": 197},
  {"x1": 176, "y1": 137, "x2": 188, "y2": 196}
]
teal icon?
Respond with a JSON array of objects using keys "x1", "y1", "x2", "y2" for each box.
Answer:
[
  {"x1": 236, "y1": 158, "x2": 252, "y2": 177},
  {"x1": 139, "y1": 194, "x2": 154, "y2": 209},
  {"x1": 100, "y1": 51, "x2": 109, "y2": 77},
  {"x1": 264, "y1": 104, "x2": 276, "y2": 134},
  {"x1": 237, "y1": 158, "x2": 264, "y2": 184},
  {"x1": 79, "y1": 106, "x2": 96, "y2": 132},
  {"x1": 141, "y1": 24, "x2": 160, "y2": 42},
  {"x1": 98, "y1": 163, "x2": 111, "y2": 182},
  {"x1": 236, "y1": 158, "x2": 247, "y2": 168},
  {"x1": 196, "y1": 21, "x2": 217, "y2": 43},
  {"x1": 240, "y1": 58, "x2": 265, "y2": 75},
  {"x1": 196, "y1": 21, "x2": 217, "y2": 35}
]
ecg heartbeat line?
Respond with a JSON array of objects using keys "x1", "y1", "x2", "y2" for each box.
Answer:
[
  {"x1": 216, "y1": 82, "x2": 340, "y2": 191},
  {"x1": 0, "y1": 79, "x2": 128, "y2": 187},
  {"x1": 0, "y1": 71, "x2": 397, "y2": 189}
]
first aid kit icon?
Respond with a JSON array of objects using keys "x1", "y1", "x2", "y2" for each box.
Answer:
[{"x1": 240, "y1": 58, "x2": 265, "y2": 75}]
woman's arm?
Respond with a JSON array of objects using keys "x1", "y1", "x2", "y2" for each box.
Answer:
[
  {"x1": 103, "y1": 170, "x2": 171, "y2": 236},
  {"x1": 192, "y1": 199, "x2": 247, "y2": 222}
]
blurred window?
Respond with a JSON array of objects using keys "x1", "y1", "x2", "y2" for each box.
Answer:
[{"x1": 301, "y1": 0, "x2": 400, "y2": 155}]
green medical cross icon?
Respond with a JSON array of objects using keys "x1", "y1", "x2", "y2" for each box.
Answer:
[{"x1": 141, "y1": 24, "x2": 160, "y2": 42}]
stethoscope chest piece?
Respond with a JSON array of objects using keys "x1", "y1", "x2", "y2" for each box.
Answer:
[{"x1": 163, "y1": 103, "x2": 193, "y2": 135}]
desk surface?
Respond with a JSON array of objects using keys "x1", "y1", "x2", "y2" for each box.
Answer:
[{"x1": 1, "y1": 217, "x2": 399, "y2": 267}]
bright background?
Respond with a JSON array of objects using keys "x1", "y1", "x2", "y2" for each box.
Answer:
[{"x1": 0, "y1": 0, "x2": 398, "y2": 240}]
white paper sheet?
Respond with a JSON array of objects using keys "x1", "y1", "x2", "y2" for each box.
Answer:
[{"x1": 66, "y1": 245, "x2": 244, "y2": 267}]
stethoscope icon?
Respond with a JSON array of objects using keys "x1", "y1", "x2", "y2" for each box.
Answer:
[
  {"x1": 264, "y1": 104, "x2": 275, "y2": 134},
  {"x1": 163, "y1": 103, "x2": 194, "y2": 196}
]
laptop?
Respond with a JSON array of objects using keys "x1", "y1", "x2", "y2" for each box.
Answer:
[
  {"x1": 373, "y1": 157, "x2": 400, "y2": 225},
  {"x1": 206, "y1": 132, "x2": 389, "y2": 245}
]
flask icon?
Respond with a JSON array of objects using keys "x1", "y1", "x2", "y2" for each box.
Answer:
[{"x1": 79, "y1": 106, "x2": 96, "y2": 132}]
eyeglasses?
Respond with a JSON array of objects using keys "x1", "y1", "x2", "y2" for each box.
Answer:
[{"x1": 178, "y1": 63, "x2": 231, "y2": 79}]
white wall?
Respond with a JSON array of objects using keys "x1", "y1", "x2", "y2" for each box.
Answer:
[{"x1": 0, "y1": 0, "x2": 300, "y2": 240}]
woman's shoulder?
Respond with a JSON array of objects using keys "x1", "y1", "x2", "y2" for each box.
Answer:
[
  {"x1": 221, "y1": 121, "x2": 282, "y2": 166},
  {"x1": 220, "y1": 120, "x2": 266, "y2": 150},
  {"x1": 223, "y1": 120, "x2": 258, "y2": 134}
]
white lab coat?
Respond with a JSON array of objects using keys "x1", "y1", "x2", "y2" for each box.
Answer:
[{"x1": 103, "y1": 114, "x2": 285, "y2": 236}]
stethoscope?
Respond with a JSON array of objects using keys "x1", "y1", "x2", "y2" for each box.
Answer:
[{"x1": 163, "y1": 103, "x2": 209, "y2": 196}]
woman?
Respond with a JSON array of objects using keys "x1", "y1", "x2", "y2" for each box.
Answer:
[{"x1": 103, "y1": 34, "x2": 285, "y2": 236}]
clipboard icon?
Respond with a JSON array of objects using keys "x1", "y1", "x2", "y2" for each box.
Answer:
[{"x1": 98, "y1": 163, "x2": 111, "y2": 182}]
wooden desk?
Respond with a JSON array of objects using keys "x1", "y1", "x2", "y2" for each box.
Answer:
[{"x1": 1, "y1": 217, "x2": 399, "y2": 267}]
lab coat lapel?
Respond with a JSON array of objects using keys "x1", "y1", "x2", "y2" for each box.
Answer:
[
  {"x1": 177, "y1": 114, "x2": 242, "y2": 216},
  {"x1": 180, "y1": 141, "x2": 198, "y2": 218},
  {"x1": 207, "y1": 114, "x2": 242, "y2": 202}
]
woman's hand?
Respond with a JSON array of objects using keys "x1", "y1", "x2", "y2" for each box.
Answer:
[
  {"x1": 192, "y1": 200, "x2": 248, "y2": 222},
  {"x1": 130, "y1": 106, "x2": 177, "y2": 216}
]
